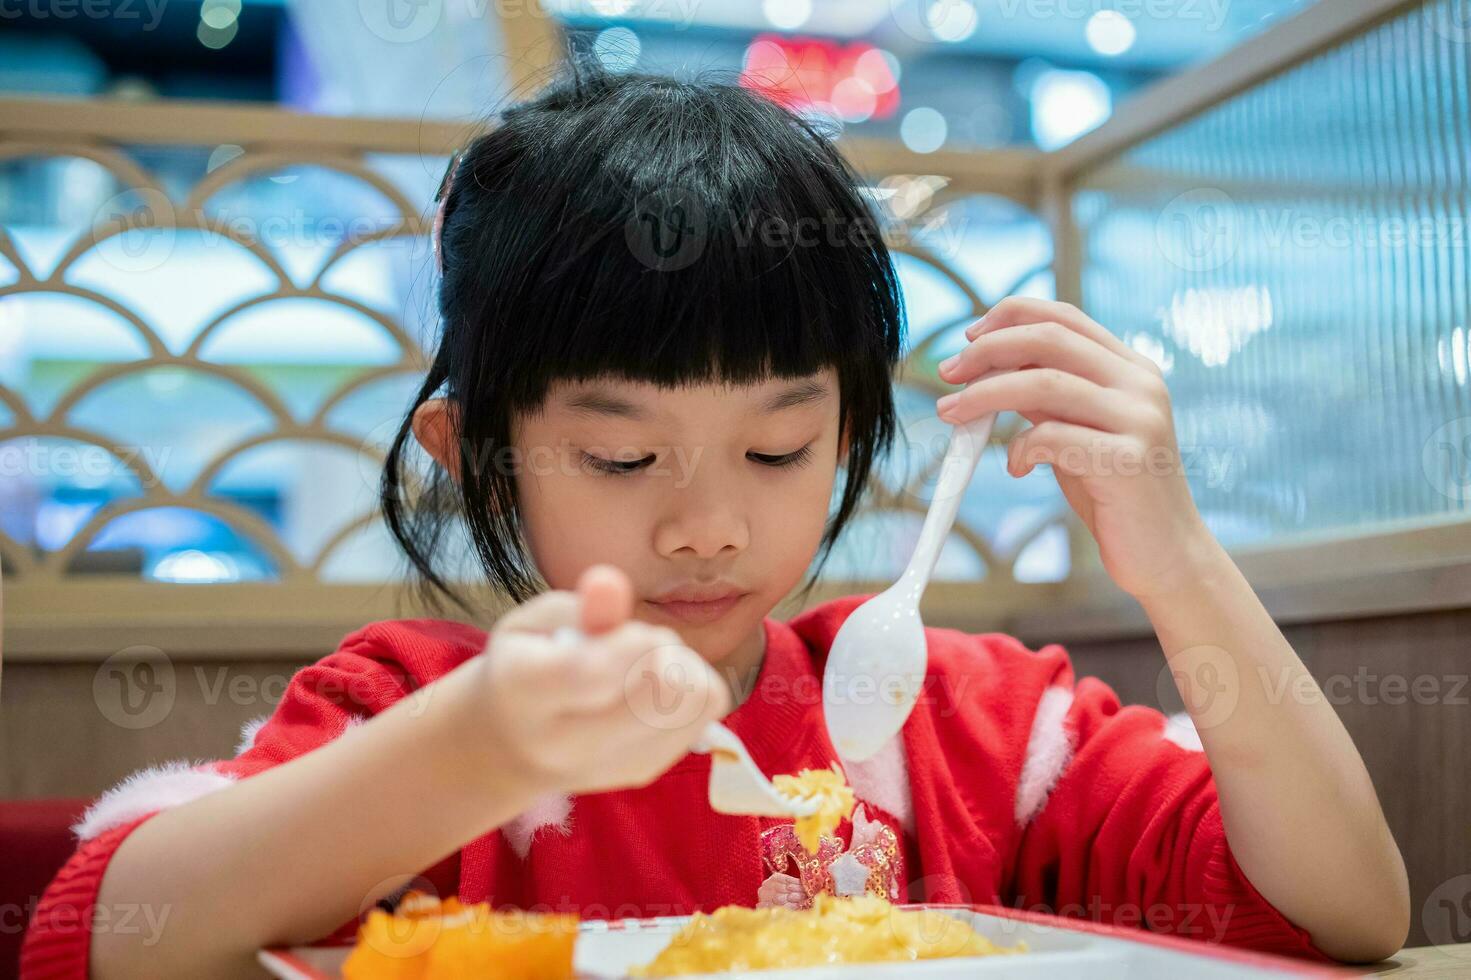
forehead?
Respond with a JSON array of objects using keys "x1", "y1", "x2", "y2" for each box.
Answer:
[{"x1": 547, "y1": 370, "x2": 837, "y2": 423}]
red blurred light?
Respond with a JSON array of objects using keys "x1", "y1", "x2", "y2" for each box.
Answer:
[{"x1": 740, "y1": 34, "x2": 899, "y2": 121}]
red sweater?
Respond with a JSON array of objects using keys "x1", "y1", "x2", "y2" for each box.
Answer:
[{"x1": 21, "y1": 594, "x2": 1332, "y2": 976}]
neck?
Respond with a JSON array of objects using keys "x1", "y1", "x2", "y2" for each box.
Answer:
[{"x1": 720, "y1": 621, "x2": 768, "y2": 710}]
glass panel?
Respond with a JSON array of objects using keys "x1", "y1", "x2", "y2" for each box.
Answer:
[
  {"x1": 0, "y1": 141, "x2": 445, "y2": 582},
  {"x1": 815, "y1": 509, "x2": 987, "y2": 583},
  {"x1": 65, "y1": 366, "x2": 277, "y2": 494},
  {"x1": 0, "y1": 436, "x2": 145, "y2": 552},
  {"x1": 1074, "y1": 0, "x2": 1471, "y2": 546},
  {"x1": 207, "y1": 439, "x2": 380, "y2": 568},
  {"x1": 0, "y1": 292, "x2": 153, "y2": 419},
  {"x1": 888, "y1": 191, "x2": 1064, "y2": 583},
  {"x1": 77, "y1": 506, "x2": 279, "y2": 582}
]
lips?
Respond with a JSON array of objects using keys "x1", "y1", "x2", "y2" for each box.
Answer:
[
  {"x1": 645, "y1": 585, "x2": 748, "y2": 625},
  {"x1": 651, "y1": 584, "x2": 745, "y2": 603}
]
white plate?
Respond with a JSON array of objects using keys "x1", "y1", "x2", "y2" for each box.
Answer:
[{"x1": 259, "y1": 904, "x2": 1344, "y2": 979}]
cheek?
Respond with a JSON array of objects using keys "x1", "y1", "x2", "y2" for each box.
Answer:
[
  {"x1": 756, "y1": 462, "x2": 837, "y2": 556},
  {"x1": 513, "y1": 458, "x2": 644, "y2": 586}
]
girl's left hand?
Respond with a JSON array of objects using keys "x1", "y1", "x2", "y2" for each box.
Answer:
[{"x1": 935, "y1": 297, "x2": 1215, "y2": 601}]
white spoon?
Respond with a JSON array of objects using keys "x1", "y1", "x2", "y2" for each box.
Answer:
[
  {"x1": 550, "y1": 625, "x2": 819, "y2": 818},
  {"x1": 823, "y1": 379, "x2": 1000, "y2": 761}
]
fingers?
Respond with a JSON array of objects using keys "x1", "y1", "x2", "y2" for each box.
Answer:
[
  {"x1": 490, "y1": 563, "x2": 634, "y2": 639},
  {"x1": 758, "y1": 873, "x2": 806, "y2": 910},
  {"x1": 937, "y1": 368, "x2": 1146, "y2": 435},
  {"x1": 968, "y1": 297, "x2": 1158, "y2": 373},
  {"x1": 940, "y1": 320, "x2": 1144, "y2": 390},
  {"x1": 550, "y1": 622, "x2": 695, "y2": 714},
  {"x1": 492, "y1": 590, "x2": 581, "y2": 636},
  {"x1": 1008, "y1": 420, "x2": 1146, "y2": 479},
  {"x1": 578, "y1": 563, "x2": 634, "y2": 635},
  {"x1": 612, "y1": 637, "x2": 731, "y2": 737}
]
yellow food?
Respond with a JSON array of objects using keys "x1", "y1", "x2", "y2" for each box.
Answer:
[
  {"x1": 630, "y1": 894, "x2": 1025, "y2": 976},
  {"x1": 772, "y1": 763, "x2": 855, "y2": 853},
  {"x1": 341, "y1": 891, "x2": 577, "y2": 980}
]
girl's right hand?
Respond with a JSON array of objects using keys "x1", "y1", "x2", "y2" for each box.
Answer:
[{"x1": 458, "y1": 564, "x2": 733, "y2": 797}]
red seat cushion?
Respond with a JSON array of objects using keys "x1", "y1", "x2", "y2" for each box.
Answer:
[{"x1": 0, "y1": 799, "x2": 91, "y2": 979}]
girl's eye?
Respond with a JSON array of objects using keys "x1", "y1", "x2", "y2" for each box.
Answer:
[
  {"x1": 579, "y1": 446, "x2": 815, "y2": 476},
  {"x1": 580, "y1": 453, "x2": 655, "y2": 476},
  {"x1": 749, "y1": 445, "x2": 815, "y2": 469}
]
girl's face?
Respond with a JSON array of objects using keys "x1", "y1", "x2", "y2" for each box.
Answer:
[{"x1": 510, "y1": 367, "x2": 845, "y2": 669}]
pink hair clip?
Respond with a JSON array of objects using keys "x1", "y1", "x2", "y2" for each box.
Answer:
[{"x1": 431, "y1": 151, "x2": 461, "y2": 273}]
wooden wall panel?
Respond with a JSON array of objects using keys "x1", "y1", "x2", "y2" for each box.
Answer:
[{"x1": 1021, "y1": 606, "x2": 1471, "y2": 950}]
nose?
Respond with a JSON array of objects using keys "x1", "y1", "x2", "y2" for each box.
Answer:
[{"x1": 653, "y1": 475, "x2": 750, "y2": 560}]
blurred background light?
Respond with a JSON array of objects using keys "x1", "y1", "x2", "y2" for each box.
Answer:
[
  {"x1": 1086, "y1": 11, "x2": 1137, "y2": 57},
  {"x1": 1029, "y1": 68, "x2": 1112, "y2": 151}
]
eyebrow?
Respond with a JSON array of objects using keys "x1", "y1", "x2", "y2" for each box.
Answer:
[{"x1": 562, "y1": 378, "x2": 832, "y2": 420}]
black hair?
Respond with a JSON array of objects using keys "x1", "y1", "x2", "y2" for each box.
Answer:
[{"x1": 381, "y1": 52, "x2": 907, "y2": 616}]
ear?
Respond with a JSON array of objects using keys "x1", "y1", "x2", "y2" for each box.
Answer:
[
  {"x1": 836, "y1": 422, "x2": 852, "y2": 466},
  {"x1": 410, "y1": 398, "x2": 462, "y2": 483}
]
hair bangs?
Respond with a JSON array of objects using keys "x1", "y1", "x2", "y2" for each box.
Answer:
[{"x1": 383, "y1": 53, "x2": 906, "y2": 611}]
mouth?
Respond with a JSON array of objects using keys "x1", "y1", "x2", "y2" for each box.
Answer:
[{"x1": 644, "y1": 592, "x2": 748, "y2": 625}]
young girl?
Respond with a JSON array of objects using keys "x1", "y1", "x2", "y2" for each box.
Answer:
[{"x1": 24, "y1": 59, "x2": 1407, "y2": 978}]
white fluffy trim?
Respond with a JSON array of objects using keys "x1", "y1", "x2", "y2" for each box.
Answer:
[
  {"x1": 1014, "y1": 685, "x2": 1076, "y2": 826},
  {"x1": 235, "y1": 713, "x2": 271, "y2": 756},
  {"x1": 1162, "y1": 711, "x2": 1204, "y2": 752},
  {"x1": 72, "y1": 760, "x2": 237, "y2": 841},
  {"x1": 503, "y1": 792, "x2": 574, "y2": 859},
  {"x1": 840, "y1": 734, "x2": 914, "y2": 834}
]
